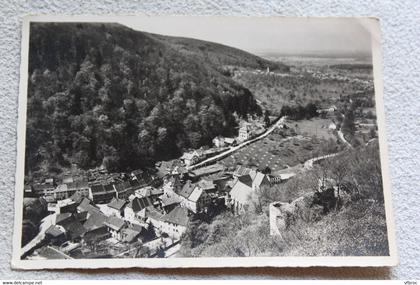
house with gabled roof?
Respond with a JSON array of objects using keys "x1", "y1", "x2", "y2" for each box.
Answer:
[
  {"x1": 177, "y1": 180, "x2": 211, "y2": 214},
  {"x1": 32, "y1": 183, "x2": 55, "y2": 197},
  {"x1": 162, "y1": 175, "x2": 183, "y2": 195},
  {"x1": 159, "y1": 192, "x2": 181, "y2": 214},
  {"x1": 228, "y1": 170, "x2": 270, "y2": 214},
  {"x1": 120, "y1": 227, "x2": 141, "y2": 244},
  {"x1": 181, "y1": 150, "x2": 205, "y2": 167},
  {"x1": 54, "y1": 181, "x2": 91, "y2": 200},
  {"x1": 157, "y1": 206, "x2": 189, "y2": 239},
  {"x1": 188, "y1": 163, "x2": 225, "y2": 180},
  {"x1": 45, "y1": 225, "x2": 66, "y2": 245},
  {"x1": 212, "y1": 136, "x2": 225, "y2": 148},
  {"x1": 238, "y1": 122, "x2": 251, "y2": 142},
  {"x1": 56, "y1": 214, "x2": 87, "y2": 242},
  {"x1": 144, "y1": 207, "x2": 165, "y2": 230},
  {"x1": 114, "y1": 181, "x2": 134, "y2": 200},
  {"x1": 90, "y1": 183, "x2": 116, "y2": 204},
  {"x1": 55, "y1": 212, "x2": 73, "y2": 225},
  {"x1": 55, "y1": 198, "x2": 77, "y2": 214},
  {"x1": 81, "y1": 201, "x2": 109, "y2": 243},
  {"x1": 134, "y1": 186, "x2": 163, "y2": 202},
  {"x1": 104, "y1": 216, "x2": 126, "y2": 240},
  {"x1": 131, "y1": 169, "x2": 154, "y2": 188},
  {"x1": 124, "y1": 196, "x2": 153, "y2": 224},
  {"x1": 102, "y1": 198, "x2": 127, "y2": 218},
  {"x1": 80, "y1": 200, "x2": 111, "y2": 244}
]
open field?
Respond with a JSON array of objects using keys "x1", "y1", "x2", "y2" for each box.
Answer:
[
  {"x1": 291, "y1": 117, "x2": 336, "y2": 140},
  {"x1": 219, "y1": 130, "x2": 341, "y2": 172},
  {"x1": 231, "y1": 63, "x2": 373, "y2": 115}
]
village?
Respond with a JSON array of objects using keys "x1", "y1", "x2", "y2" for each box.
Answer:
[
  {"x1": 21, "y1": 87, "x2": 379, "y2": 260},
  {"x1": 20, "y1": 56, "x2": 381, "y2": 260},
  {"x1": 21, "y1": 115, "x2": 300, "y2": 260}
]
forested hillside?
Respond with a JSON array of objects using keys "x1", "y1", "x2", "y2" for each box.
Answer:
[
  {"x1": 150, "y1": 33, "x2": 289, "y2": 72},
  {"x1": 26, "y1": 23, "x2": 281, "y2": 180}
]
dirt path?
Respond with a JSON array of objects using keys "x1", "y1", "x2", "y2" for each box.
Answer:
[{"x1": 337, "y1": 129, "x2": 353, "y2": 149}]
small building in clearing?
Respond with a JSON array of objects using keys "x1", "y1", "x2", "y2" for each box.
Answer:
[
  {"x1": 181, "y1": 150, "x2": 205, "y2": 167},
  {"x1": 212, "y1": 136, "x2": 225, "y2": 148},
  {"x1": 238, "y1": 123, "x2": 251, "y2": 142}
]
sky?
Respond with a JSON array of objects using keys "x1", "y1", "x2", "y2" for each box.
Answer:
[{"x1": 121, "y1": 16, "x2": 375, "y2": 57}]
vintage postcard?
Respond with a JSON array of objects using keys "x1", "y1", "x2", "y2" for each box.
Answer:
[{"x1": 12, "y1": 15, "x2": 397, "y2": 269}]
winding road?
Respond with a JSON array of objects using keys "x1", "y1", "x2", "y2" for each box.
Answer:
[{"x1": 21, "y1": 213, "x2": 56, "y2": 258}]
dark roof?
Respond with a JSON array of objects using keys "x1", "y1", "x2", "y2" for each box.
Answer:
[
  {"x1": 67, "y1": 180, "x2": 89, "y2": 190},
  {"x1": 32, "y1": 183, "x2": 53, "y2": 193},
  {"x1": 104, "y1": 183, "x2": 116, "y2": 193},
  {"x1": 189, "y1": 164, "x2": 225, "y2": 177},
  {"x1": 178, "y1": 180, "x2": 196, "y2": 199},
  {"x1": 104, "y1": 216, "x2": 125, "y2": 231},
  {"x1": 83, "y1": 227, "x2": 109, "y2": 243},
  {"x1": 74, "y1": 211, "x2": 89, "y2": 222},
  {"x1": 61, "y1": 220, "x2": 87, "y2": 240},
  {"x1": 136, "y1": 171, "x2": 153, "y2": 185},
  {"x1": 238, "y1": 175, "x2": 253, "y2": 188},
  {"x1": 45, "y1": 225, "x2": 65, "y2": 237},
  {"x1": 161, "y1": 206, "x2": 189, "y2": 227},
  {"x1": 121, "y1": 228, "x2": 140, "y2": 243},
  {"x1": 114, "y1": 181, "x2": 132, "y2": 193},
  {"x1": 167, "y1": 175, "x2": 183, "y2": 190},
  {"x1": 78, "y1": 198, "x2": 95, "y2": 212},
  {"x1": 129, "y1": 179, "x2": 140, "y2": 188},
  {"x1": 107, "y1": 198, "x2": 127, "y2": 210},
  {"x1": 90, "y1": 184, "x2": 105, "y2": 194},
  {"x1": 55, "y1": 213, "x2": 72, "y2": 225},
  {"x1": 82, "y1": 206, "x2": 107, "y2": 232},
  {"x1": 127, "y1": 197, "x2": 152, "y2": 212}
]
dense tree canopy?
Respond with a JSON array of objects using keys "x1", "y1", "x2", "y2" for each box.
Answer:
[{"x1": 26, "y1": 23, "x2": 269, "y2": 180}]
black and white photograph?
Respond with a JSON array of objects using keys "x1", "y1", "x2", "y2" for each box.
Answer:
[{"x1": 12, "y1": 16, "x2": 397, "y2": 269}]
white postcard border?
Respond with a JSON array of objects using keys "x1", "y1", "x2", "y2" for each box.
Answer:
[{"x1": 12, "y1": 15, "x2": 398, "y2": 270}]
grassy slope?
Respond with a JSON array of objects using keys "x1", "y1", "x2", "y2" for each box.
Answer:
[{"x1": 149, "y1": 33, "x2": 289, "y2": 72}]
